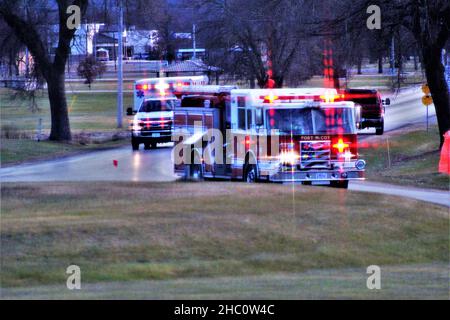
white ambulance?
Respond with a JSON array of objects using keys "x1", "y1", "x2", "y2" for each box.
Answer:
[{"x1": 128, "y1": 76, "x2": 208, "y2": 150}]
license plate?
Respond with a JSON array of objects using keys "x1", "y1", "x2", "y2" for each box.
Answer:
[
  {"x1": 316, "y1": 173, "x2": 328, "y2": 180},
  {"x1": 152, "y1": 133, "x2": 160, "y2": 138}
]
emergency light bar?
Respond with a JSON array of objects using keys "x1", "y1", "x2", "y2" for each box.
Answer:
[
  {"x1": 260, "y1": 92, "x2": 345, "y2": 104},
  {"x1": 135, "y1": 82, "x2": 192, "y2": 92}
]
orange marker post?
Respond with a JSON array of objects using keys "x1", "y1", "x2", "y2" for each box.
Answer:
[{"x1": 439, "y1": 131, "x2": 450, "y2": 175}]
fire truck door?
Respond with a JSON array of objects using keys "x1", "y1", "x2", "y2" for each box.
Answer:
[
  {"x1": 213, "y1": 142, "x2": 231, "y2": 177},
  {"x1": 204, "y1": 108, "x2": 231, "y2": 177}
]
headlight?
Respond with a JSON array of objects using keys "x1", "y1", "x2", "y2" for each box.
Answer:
[
  {"x1": 355, "y1": 160, "x2": 366, "y2": 170},
  {"x1": 131, "y1": 119, "x2": 142, "y2": 131},
  {"x1": 279, "y1": 151, "x2": 300, "y2": 165}
]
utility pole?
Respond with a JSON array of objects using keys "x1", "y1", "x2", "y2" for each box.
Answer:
[
  {"x1": 117, "y1": 0, "x2": 123, "y2": 128},
  {"x1": 390, "y1": 36, "x2": 395, "y2": 75},
  {"x1": 25, "y1": 48, "x2": 29, "y2": 78},
  {"x1": 25, "y1": 7, "x2": 30, "y2": 78},
  {"x1": 192, "y1": 24, "x2": 196, "y2": 60}
]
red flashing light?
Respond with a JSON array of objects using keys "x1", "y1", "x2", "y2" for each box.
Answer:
[
  {"x1": 155, "y1": 81, "x2": 170, "y2": 96},
  {"x1": 242, "y1": 136, "x2": 253, "y2": 146},
  {"x1": 263, "y1": 93, "x2": 279, "y2": 104},
  {"x1": 261, "y1": 94, "x2": 346, "y2": 104}
]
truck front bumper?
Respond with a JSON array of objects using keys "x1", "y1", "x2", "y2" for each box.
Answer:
[
  {"x1": 268, "y1": 170, "x2": 364, "y2": 182},
  {"x1": 361, "y1": 117, "x2": 383, "y2": 128},
  {"x1": 260, "y1": 160, "x2": 365, "y2": 182},
  {"x1": 131, "y1": 129, "x2": 173, "y2": 142}
]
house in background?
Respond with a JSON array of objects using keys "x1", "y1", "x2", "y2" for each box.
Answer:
[
  {"x1": 71, "y1": 23, "x2": 104, "y2": 57},
  {"x1": 177, "y1": 48, "x2": 206, "y2": 61},
  {"x1": 94, "y1": 26, "x2": 159, "y2": 61},
  {"x1": 126, "y1": 28, "x2": 159, "y2": 59}
]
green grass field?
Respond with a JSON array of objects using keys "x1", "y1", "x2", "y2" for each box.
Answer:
[
  {"x1": 0, "y1": 138, "x2": 127, "y2": 166},
  {"x1": 362, "y1": 125, "x2": 449, "y2": 190},
  {"x1": 1, "y1": 182, "x2": 448, "y2": 298},
  {"x1": 2, "y1": 263, "x2": 448, "y2": 299},
  {"x1": 0, "y1": 89, "x2": 133, "y2": 133},
  {"x1": 0, "y1": 89, "x2": 132, "y2": 165},
  {"x1": 303, "y1": 74, "x2": 425, "y2": 90}
]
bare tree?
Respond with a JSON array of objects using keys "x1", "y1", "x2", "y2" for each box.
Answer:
[
  {"x1": 194, "y1": 0, "x2": 310, "y2": 88},
  {"x1": 77, "y1": 54, "x2": 106, "y2": 88},
  {"x1": 404, "y1": 0, "x2": 450, "y2": 148},
  {"x1": 332, "y1": 0, "x2": 449, "y2": 147},
  {"x1": 0, "y1": 0, "x2": 89, "y2": 141}
]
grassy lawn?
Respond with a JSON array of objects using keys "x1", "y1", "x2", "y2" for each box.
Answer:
[
  {"x1": 1, "y1": 182, "x2": 448, "y2": 298},
  {"x1": 0, "y1": 89, "x2": 133, "y2": 134},
  {"x1": 0, "y1": 88, "x2": 133, "y2": 165},
  {"x1": 65, "y1": 80, "x2": 135, "y2": 92},
  {"x1": 361, "y1": 125, "x2": 449, "y2": 190},
  {"x1": 303, "y1": 72, "x2": 425, "y2": 90},
  {"x1": 2, "y1": 263, "x2": 448, "y2": 299},
  {"x1": 0, "y1": 138, "x2": 127, "y2": 166}
]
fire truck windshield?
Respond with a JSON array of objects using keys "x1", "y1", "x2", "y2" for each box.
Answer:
[
  {"x1": 139, "y1": 99, "x2": 176, "y2": 112},
  {"x1": 266, "y1": 107, "x2": 356, "y2": 135}
]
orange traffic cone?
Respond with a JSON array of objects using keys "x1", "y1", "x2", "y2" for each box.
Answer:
[{"x1": 438, "y1": 131, "x2": 450, "y2": 175}]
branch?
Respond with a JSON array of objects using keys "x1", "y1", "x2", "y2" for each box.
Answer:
[
  {"x1": 0, "y1": 6, "x2": 52, "y2": 78},
  {"x1": 53, "y1": 0, "x2": 89, "y2": 74}
]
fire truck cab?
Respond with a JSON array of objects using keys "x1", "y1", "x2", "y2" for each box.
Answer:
[
  {"x1": 173, "y1": 88, "x2": 366, "y2": 188},
  {"x1": 128, "y1": 76, "x2": 208, "y2": 150}
]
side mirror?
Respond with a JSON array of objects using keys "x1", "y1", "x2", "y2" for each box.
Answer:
[
  {"x1": 383, "y1": 98, "x2": 391, "y2": 106},
  {"x1": 126, "y1": 107, "x2": 134, "y2": 116},
  {"x1": 255, "y1": 109, "x2": 264, "y2": 127},
  {"x1": 355, "y1": 105, "x2": 362, "y2": 128}
]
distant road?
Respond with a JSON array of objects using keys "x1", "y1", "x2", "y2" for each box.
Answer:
[{"x1": 368, "y1": 86, "x2": 436, "y2": 133}]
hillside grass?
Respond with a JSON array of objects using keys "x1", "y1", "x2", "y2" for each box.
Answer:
[
  {"x1": 0, "y1": 89, "x2": 133, "y2": 133},
  {"x1": 1, "y1": 181, "x2": 448, "y2": 296},
  {"x1": 361, "y1": 125, "x2": 449, "y2": 190}
]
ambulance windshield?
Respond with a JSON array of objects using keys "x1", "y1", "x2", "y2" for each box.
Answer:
[{"x1": 139, "y1": 99, "x2": 176, "y2": 112}]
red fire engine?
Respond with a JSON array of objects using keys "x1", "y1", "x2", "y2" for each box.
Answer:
[{"x1": 172, "y1": 88, "x2": 366, "y2": 188}]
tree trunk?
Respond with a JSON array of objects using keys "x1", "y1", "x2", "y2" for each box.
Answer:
[
  {"x1": 333, "y1": 68, "x2": 340, "y2": 90},
  {"x1": 273, "y1": 75, "x2": 283, "y2": 88},
  {"x1": 47, "y1": 72, "x2": 71, "y2": 141},
  {"x1": 0, "y1": 0, "x2": 88, "y2": 142},
  {"x1": 422, "y1": 45, "x2": 450, "y2": 148},
  {"x1": 378, "y1": 55, "x2": 383, "y2": 74}
]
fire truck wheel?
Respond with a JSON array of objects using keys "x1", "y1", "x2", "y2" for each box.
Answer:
[
  {"x1": 302, "y1": 181, "x2": 312, "y2": 186},
  {"x1": 244, "y1": 164, "x2": 258, "y2": 183},
  {"x1": 144, "y1": 143, "x2": 151, "y2": 150},
  {"x1": 376, "y1": 120, "x2": 384, "y2": 135},
  {"x1": 151, "y1": 142, "x2": 157, "y2": 149},
  {"x1": 190, "y1": 164, "x2": 203, "y2": 181},
  {"x1": 330, "y1": 180, "x2": 349, "y2": 189}
]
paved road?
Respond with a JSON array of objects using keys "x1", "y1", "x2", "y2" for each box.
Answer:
[
  {"x1": 0, "y1": 143, "x2": 177, "y2": 182},
  {"x1": 367, "y1": 86, "x2": 436, "y2": 133},
  {"x1": 1, "y1": 88, "x2": 446, "y2": 207},
  {"x1": 349, "y1": 181, "x2": 449, "y2": 207}
]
